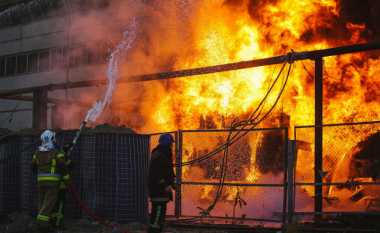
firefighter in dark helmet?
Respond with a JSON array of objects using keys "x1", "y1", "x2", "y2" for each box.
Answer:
[
  {"x1": 147, "y1": 133, "x2": 176, "y2": 233},
  {"x1": 30, "y1": 130, "x2": 71, "y2": 233}
]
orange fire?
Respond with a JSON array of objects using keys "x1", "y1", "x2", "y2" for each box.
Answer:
[{"x1": 113, "y1": 0, "x2": 380, "y2": 211}]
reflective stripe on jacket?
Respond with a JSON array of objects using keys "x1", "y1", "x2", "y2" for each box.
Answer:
[{"x1": 31, "y1": 148, "x2": 70, "y2": 187}]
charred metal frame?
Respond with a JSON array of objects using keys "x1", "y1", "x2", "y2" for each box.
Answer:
[
  {"x1": 171, "y1": 127, "x2": 288, "y2": 223},
  {"x1": 294, "y1": 121, "x2": 380, "y2": 218}
]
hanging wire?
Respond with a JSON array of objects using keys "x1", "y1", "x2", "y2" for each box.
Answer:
[
  {"x1": 301, "y1": 60, "x2": 342, "y2": 87},
  {"x1": 169, "y1": 52, "x2": 294, "y2": 223},
  {"x1": 174, "y1": 54, "x2": 291, "y2": 167},
  {"x1": 0, "y1": 94, "x2": 29, "y2": 125}
]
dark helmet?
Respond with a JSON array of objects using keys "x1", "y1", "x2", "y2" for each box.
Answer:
[{"x1": 158, "y1": 133, "x2": 175, "y2": 146}]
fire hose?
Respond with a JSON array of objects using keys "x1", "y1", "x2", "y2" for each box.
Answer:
[{"x1": 66, "y1": 121, "x2": 130, "y2": 233}]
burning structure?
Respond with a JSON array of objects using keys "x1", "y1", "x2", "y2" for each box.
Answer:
[{"x1": 0, "y1": 0, "x2": 380, "y2": 228}]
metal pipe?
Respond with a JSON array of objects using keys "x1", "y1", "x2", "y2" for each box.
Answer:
[{"x1": 0, "y1": 41, "x2": 380, "y2": 98}]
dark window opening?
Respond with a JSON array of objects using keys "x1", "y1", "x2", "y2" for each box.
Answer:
[
  {"x1": 88, "y1": 42, "x2": 101, "y2": 64},
  {"x1": 28, "y1": 53, "x2": 38, "y2": 72},
  {"x1": 75, "y1": 44, "x2": 87, "y2": 67},
  {"x1": 68, "y1": 46, "x2": 75, "y2": 68},
  {"x1": 16, "y1": 55, "x2": 27, "y2": 74},
  {"x1": 50, "y1": 0, "x2": 66, "y2": 17},
  {"x1": 101, "y1": 41, "x2": 115, "y2": 62},
  {"x1": 9, "y1": 9, "x2": 22, "y2": 25},
  {"x1": 0, "y1": 58, "x2": 5, "y2": 77},
  {"x1": 29, "y1": 1, "x2": 45, "y2": 21},
  {"x1": 62, "y1": 46, "x2": 68, "y2": 68},
  {"x1": 39, "y1": 0, "x2": 55, "y2": 19},
  {"x1": 18, "y1": 5, "x2": 33, "y2": 24},
  {"x1": 6, "y1": 57, "x2": 16, "y2": 76},
  {"x1": 39, "y1": 51, "x2": 50, "y2": 71},
  {"x1": 0, "y1": 11, "x2": 13, "y2": 28},
  {"x1": 51, "y1": 48, "x2": 63, "y2": 70}
]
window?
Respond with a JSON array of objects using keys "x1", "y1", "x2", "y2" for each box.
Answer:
[
  {"x1": 28, "y1": 53, "x2": 38, "y2": 72},
  {"x1": 50, "y1": 0, "x2": 66, "y2": 17},
  {"x1": 62, "y1": 46, "x2": 69, "y2": 68},
  {"x1": 39, "y1": 0, "x2": 55, "y2": 19},
  {"x1": 6, "y1": 57, "x2": 16, "y2": 75},
  {"x1": 39, "y1": 51, "x2": 50, "y2": 71},
  {"x1": 51, "y1": 48, "x2": 62, "y2": 70},
  {"x1": 68, "y1": 46, "x2": 75, "y2": 68},
  {"x1": 75, "y1": 44, "x2": 87, "y2": 67},
  {"x1": 101, "y1": 41, "x2": 115, "y2": 62},
  {"x1": 88, "y1": 42, "x2": 101, "y2": 64},
  {"x1": 0, "y1": 39, "x2": 123, "y2": 77},
  {"x1": 16, "y1": 55, "x2": 27, "y2": 74},
  {"x1": 0, "y1": 58, "x2": 5, "y2": 77}
]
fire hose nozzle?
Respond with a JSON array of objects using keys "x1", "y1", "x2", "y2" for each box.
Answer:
[{"x1": 67, "y1": 121, "x2": 87, "y2": 156}]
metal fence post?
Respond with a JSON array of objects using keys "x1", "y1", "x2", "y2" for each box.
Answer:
[
  {"x1": 287, "y1": 140, "x2": 294, "y2": 224},
  {"x1": 314, "y1": 57, "x2": 323, "y2": 222},
  {"x1": 175, "y1": 130, "x2": 182, "y2": 218},
  {"x1": 282, "y1": 128, "x2": 288, "y2": 224}
]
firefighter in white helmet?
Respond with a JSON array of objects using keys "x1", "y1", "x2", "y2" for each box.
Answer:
[{"x1": 30, "y1": 130, "x2": 71, "y2": 233}]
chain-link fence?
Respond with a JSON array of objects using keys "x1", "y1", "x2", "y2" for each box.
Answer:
[
  {"x1": 0, "y1": 132, "x2": 150, "y2": 224},
  {"x1": 0, "y1": 135, "x2": 22, "y2": 215},
  {"x1": 294, "y1": 121, "x2": 380, "y2": 216},
  {"x1": 178, "y1": 128, "x2": 288, "y2": 223}
]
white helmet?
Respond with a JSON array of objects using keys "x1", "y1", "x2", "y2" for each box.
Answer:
[{"x1": 39, "y1": 130, "x2": 56, "y2": 151}]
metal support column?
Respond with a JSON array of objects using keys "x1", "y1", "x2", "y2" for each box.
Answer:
[
  {"x1": 287, "y1": 140, "x2": 295, "y2": 224},
  {"x1": 314, "y1": 57, "x2": 323, "y2": 222},
  {"x1": 282, "y1": 128, "x2": 289, "y2": 224},
  {"x1": 32, "y1": 91, "x2": 47, "y2": 129},
  {"x1": 175, "y1": 130, "x2": 182, "y2": 218}
]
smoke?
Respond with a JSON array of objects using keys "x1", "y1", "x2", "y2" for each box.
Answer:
[{"x1": 85, "y1": 19, "x2": 137, "y2": 123}]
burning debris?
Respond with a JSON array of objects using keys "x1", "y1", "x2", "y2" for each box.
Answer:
[{"x1": 256, "y1": 131, "x2": 285, "y2": 175}]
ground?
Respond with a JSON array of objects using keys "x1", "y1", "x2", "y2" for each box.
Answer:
[{"x1": 0, "y1": 212, "x2": 230, "y2": 233}]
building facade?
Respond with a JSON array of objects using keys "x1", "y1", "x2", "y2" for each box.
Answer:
[{"x1": 0, "y1": 0, "x2": 141, "y2": 131}]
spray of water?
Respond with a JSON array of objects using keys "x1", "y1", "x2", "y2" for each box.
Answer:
[{"x1": 85, "y1": 18, "x2": 137, "y2": 123}]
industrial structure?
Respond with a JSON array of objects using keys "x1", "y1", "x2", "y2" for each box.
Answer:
[
  {"x1": 0, "y1": 0, "x2": 137, "y2": 131},
  {"x1": 2, "y1": 0, "x2": 380, "y2": 232}
]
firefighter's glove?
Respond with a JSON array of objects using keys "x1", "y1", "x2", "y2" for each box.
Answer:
[
  {"x1": 62, "y1": 143, "x2": 74, "y2": 154},
  {"x1": 164, "y1": 186, "x2": 171, "y2": 193},
  {"x1": 171, "y1": 182, "x2": 177, "y2": 190}
]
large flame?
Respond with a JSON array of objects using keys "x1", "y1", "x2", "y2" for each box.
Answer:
[{"x1": 110, "y1": 0, "x2": 380, "y2": 215}]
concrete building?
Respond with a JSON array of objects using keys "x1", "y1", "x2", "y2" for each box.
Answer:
[{"x1": 0, "y1": 0, "x2": 141, "y2": 131}]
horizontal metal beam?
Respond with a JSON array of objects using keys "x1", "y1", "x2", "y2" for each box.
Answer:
[
  {"x1": 0, "y1": 95, "x2": 140, "y2": 110},
  {"x1": 1, "y1": 95, "x2": 93, "y2": 107},
  {"x1": 0, "y1": 41, "x2": 379, "y2": 98}
]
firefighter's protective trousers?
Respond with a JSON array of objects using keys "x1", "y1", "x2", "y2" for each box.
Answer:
[
  {"x1": 148, "y1": 201, "x2": 167, "y2": 233},
  {"x1": 37, "y1": 186, "x2": 60, "y2": 227},
  {"x1": 51, "y1": 182, "x2": 67, "y2": 227}
]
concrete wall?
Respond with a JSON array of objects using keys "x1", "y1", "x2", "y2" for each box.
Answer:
[{"x1": 0, "y1": 3, "x2": 138, "y2": 131}]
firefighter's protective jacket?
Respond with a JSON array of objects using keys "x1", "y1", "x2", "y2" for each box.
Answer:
[
  {"x1": 147, "y1": 145, "x2": 176, "y2": 202},
  {"x1": 30, "y1": 148, "x2": 71, "y2": 187}
]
